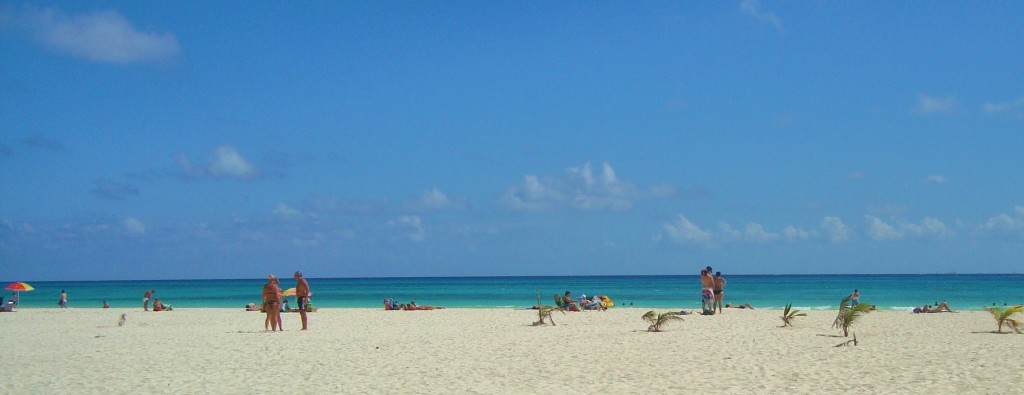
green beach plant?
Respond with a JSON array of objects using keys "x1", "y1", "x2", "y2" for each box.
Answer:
[
  {"x1": 780, "y1": 303, "x2": 806, "y2": 327},
  {"x1": 534, "y1": 305, "x2": 565, "y2": 326},
  {"x1": 984, "y1": 305, "x2": 1023, "y2": 334},
  {"x1": 835, "y1": 302, "x2": 873, "y2": 337},
  {"x1": 832, "y1": 295, "x2": 853, "y2": 330},
  {"x1": 642, "y1": 310, "x2": 682, "y2": 332},
  {"x1": 532, "y1": 291, "x2": 564, "y2": 326}
]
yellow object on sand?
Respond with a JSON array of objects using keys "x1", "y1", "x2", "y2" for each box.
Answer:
[{"x1": 599, "y1": 295, "x2": 614, "y2": 307}]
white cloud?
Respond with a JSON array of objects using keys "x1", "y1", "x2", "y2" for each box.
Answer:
[
  {"x1": 122, "y1": 217, "x2": 146, "y2": 236},
  {"x1": 917, "y1": 94, "x2": 958, "y2": 114},
  {"x1": 866, "y1": 215, "x2": 955, "y2": 240},
  {"x1": 984, "y1": 96, "x2": 1024, "y2": 114},
  {"x1": 821, "y1": 216, "x2": 851, "y2": 242},
  {"x1": 176, "y1": 146, "x2": 256, "y2": 180},
  {"x1": 272, "y1": 203, "x2": 303, "y2": 220},
  {"x1": 663, "y1": 215, "x2": 713, "y2": 246},
  {"x1": 926, "y1": 175, "x2": 947, "y2": 184},
  {"x1": 420, "y1": 188, "x2": 450, "y2": 209},
  {"x1": 905, "y1": 217, "x2": 954, "y2": 238},
  {"x1": 13, "y1": 8, "x2": 180, "y2": 63},
  {"x1": 865, "y1": 215, "x2": 902, "y2": 240},
  {"x1": 389, "y1": 215, "x2": 426, "y2": 242},
  {"x1": 744, "y1": 222, "x2": 779, "y2": 243},
  {"x1": 411, "y1": 188, "x2": 463, "y2": 211},
  {"x1": 209, "y1": 146, "x2": 255, "y2": 179},
  {"x1": 979, "y1": 206, "x2": 1024, "y2": 238},
  {"x1": 740, "y1": 0, "x2": 783, "y2": 32},
  {"x1": 781, "y1": 225, "x2": 812, "y2": 241},
  {"x1": 717, "y1": 222, "x2": 741, "y2": 241},
  {"x1": 502, "y1": 162, "x2": 671, "y2": 212}
]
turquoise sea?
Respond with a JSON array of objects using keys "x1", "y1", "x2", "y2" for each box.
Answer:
[{"x1": 3, "y1": 274, "x2": 1022, "y2": 311}]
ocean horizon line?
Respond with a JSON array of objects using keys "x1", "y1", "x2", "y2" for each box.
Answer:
[{"x1": 7, "y1": 272, "x2": 1022, "y2": 283}]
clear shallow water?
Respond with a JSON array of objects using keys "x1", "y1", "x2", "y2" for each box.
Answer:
[{"x1": 4, "y1": 274, "x2": 1022, "y2": 311}]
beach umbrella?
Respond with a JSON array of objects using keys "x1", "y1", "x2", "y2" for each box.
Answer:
[
  {"x1": 282, "y1": 287, "x2": 296, "y2": 297},
  {"x1": 4, "y1": 282, "x2": 34, "y2": 292},
  {"x1": 4, "y1": 282, "x2": 34, "y2": 307}
]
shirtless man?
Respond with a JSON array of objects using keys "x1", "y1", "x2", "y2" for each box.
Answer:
[
  {"x1": 262, "y1": 275, "x2": 282, "y2": 332},
  {"x1": 143, "y1": 289, "x2": 154, "y2": 311},
  {"x1": 700, "y1": 269, "x2": 715, "y2": 312},
  {"x1": 294, "y1": 271, "x2": 311, "y2": 330},
  {"x1": 713, "y1": 272, "x2": 726, "y2": 314}
]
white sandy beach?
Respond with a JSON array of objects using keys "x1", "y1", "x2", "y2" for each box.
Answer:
[{"x1": 0, "y1": 307, "x2": 1019, "y2": 394}]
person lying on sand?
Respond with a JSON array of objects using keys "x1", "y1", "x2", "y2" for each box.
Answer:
[
  {"x1": 403, "y1": 301, "x2": 444, "y2": 310},
  {"x1": 914, "y1": 301, "x2": 954, "y2": 313},
  {"x1": 724, "y1": 303, "x2": 754, "y2": 309}
]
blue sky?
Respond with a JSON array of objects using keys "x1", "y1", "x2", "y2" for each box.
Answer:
[{"x1": 2, "y1": 2, "x2": 1023, "y2": 280}]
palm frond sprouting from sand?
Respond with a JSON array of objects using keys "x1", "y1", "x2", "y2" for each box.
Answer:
[
  {"x1": 833, "y1": 297, "x2": 872, "y2": 337},
  {"x1": 642, "y1": 310, "x2": 682, "y2": 332},
  {"x1": 780, "y1": 303, "x2": 806, "y2": 327},
  {"x1": 984, "y1": 305, "x2": 1023, "y2": 334},
  {"x1": 532, "y1": 291, "x2": 564, "y2": 326}
]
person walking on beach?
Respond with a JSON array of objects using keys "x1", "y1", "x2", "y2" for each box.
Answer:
[
  {"x1": 850, "y1": 289, "x2": 860, "y2": 306},
  {"x1": 58, "y1": 290, "x2": 68, "y2": 308},
  {"x1": 713, "y1": 272, "x2": 726, "y2": 314},
  {"x1": 294, "y1": 271, "x2": 311, "y2": 330},
  {"x1": 262, "y1": 275, "x2": 282, "y2": 332},
  {"x1": 143, "y1": 289, "x2": 154, "y2": 311}
]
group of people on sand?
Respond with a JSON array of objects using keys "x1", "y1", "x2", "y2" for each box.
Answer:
[
  {"x1": 700, "y1": 266, "x2": 728, "y2": 314},
  {"x1": 383, "y1": 298, "x2": 445, "y2": 310},
  {"x1": 556, "y1": 291, "x2": 608, "y2": 311},
  {"x1": 140, "y1": 290, "x2": 173, "y2": 311},
  {"x1": 261, "y1": 271, "x2": 312, "y2": 332}
]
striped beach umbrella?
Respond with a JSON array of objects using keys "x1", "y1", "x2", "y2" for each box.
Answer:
[
  {"x1": 4, "y1": 282, "x2": 34, "y2": 309},
  {"x1": 5, "y1": 282, "x2": 34, "y2": 292}
]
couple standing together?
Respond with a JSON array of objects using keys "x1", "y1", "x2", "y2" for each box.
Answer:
[
  {"x1": 263, "y1": 271, "x2": 312, "y2": 331},
  {"x1": 700, "y1": 266, "x2": 726, "y2": 314}
]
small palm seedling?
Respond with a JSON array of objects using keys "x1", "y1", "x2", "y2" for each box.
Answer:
[
  {"x1": 642, "y1": 310, "x2": 682, "y2": 332},
  {"x1": 531, "y1": 291, "x2": 564, "y2": 326},
  {"x1": 534, "y1": 305, "x2": 565, "y2": 326},
  {"x1": 832, "y1": 295, "x2": 853, "y2": 330},
  {"x1": 780, "y1": 303, "x2": 806, "y2": 327},
  {"x1": 835, "y1": 302, "x2": 873, "y2": 337},
  {"x1": 984, "y1": 305, "x2": 1023, "y2": 334}
]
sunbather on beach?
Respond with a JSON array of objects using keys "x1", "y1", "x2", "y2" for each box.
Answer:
[
  {"x1": 403, "y1": 301, "x2": 444, "y2": 310},
  {"x1": 562, "y1": 291, "x2": 580, "y2": 311},
  {"x1": 580, "y1": 294, "x2": 606, "y2": 310},
  {"x1": 153, "y1": 299, "x2": 172, "y2": 311},
  {"x1": 915, "y1": 301, "x2": 954, "y2": 313},
  {"x1": 725, "y1": 303, "x2": 754, "y2": 309}
]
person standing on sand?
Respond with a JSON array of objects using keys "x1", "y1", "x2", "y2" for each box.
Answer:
[
  {"x1": 850, "y1": 289, "x2": 860, "y2": 306},
  {"x1": 59, "y1": 290, "x2": 68, "y2": 308},
  {"x1": 713, "y1": 272, "x2": 726, "y2": 314},
  {"x1": 262, "y1": 275, "x2": 282, "y2": 332},
  {"x1": 700, "y1": 269, "x2": 715, "y2": 312},
  {"x1": 294, "y1": 271, "x2": 311, "y2": 330},
  {"x1": 143, "y1": 289, "x2": 154, "y2": 311}
]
